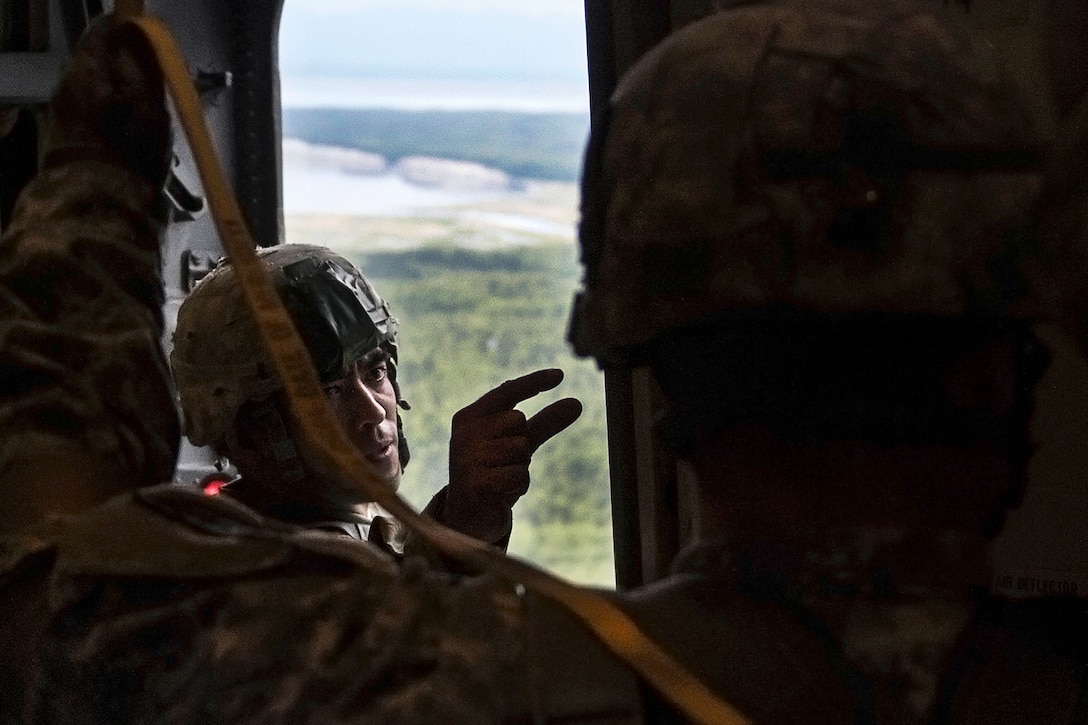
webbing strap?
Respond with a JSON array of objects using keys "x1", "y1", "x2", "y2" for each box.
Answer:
[{"x1": 110, "y1": 5, "x2": 751, "y2": 723}]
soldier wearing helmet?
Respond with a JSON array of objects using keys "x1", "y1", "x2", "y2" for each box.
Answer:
[
  {"x1": 172, "y1": 244, "x2": 581, "y2": 550},
  {"x1": 569, "y1": 1, "x2": 1085, "y2": 722}
]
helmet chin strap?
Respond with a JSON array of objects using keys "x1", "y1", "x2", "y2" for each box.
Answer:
[{"x1": 384, "y1": 344, "x2": 411, "y2": 470}]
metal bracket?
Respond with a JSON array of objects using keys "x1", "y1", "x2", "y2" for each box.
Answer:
[{"x1": 182, "y1": 248, "x2": 220, "y2": 292}]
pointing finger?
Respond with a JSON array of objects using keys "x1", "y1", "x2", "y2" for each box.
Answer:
[
  {"x1": 526, "y1": 397, "x2": 582, "y2": 452},
  {"x1": 470, "y1": 368, "x2": 564, "y2": 415}
]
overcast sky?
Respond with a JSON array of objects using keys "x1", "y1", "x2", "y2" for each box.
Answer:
[
  {"x1": 279, "y1": 0, "x2": 589, "y2": 82},
  {"x1": 287, "y1": 0, "x2": 584, "y2": 17}
]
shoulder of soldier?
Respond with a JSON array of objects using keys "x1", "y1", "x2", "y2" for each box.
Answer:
[
  {"x1": 25, "y1": 490, "x2": 538, "y2": 725},
  {"x1": 15, "y1": 484, "x2": 397, "y2": 587},
  {"x1": 615, "y1": 567, "x2": 857, "y2": 724}
]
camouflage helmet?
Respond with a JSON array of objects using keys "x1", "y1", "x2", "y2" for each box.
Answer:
[
  {"x1": 569, "y1": 1, "x2": 1085, "y2": 366},
  {"x1": 172, "y1": 244, "x2": 403, "y2": 448}
]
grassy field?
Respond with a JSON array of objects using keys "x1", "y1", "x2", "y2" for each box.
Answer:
[{"x1": 284, "y1": 181, "x2": 579, "y2": 251}]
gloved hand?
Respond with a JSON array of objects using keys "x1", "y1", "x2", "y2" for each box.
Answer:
[
  {"x1": 445, "y1": 368, "x2": 582, "y2": 544},
  {"x1": 43, "y1": 15, "x2": 171, "y2": 190}
]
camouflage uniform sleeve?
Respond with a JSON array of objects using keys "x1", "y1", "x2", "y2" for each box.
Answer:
[
  {"x1": 0, "y1": 157, "x2": 179, "y2": 498},
  {"x1": 0, "y1": 17, "x2": 178, "y2": 506}
]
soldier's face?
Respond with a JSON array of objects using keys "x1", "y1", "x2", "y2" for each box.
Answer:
[
  {"x1": 322, "y1": 348, "x2": 401, "y2": 489},
  {"x1": 658, "y1": 324, "x2": 1034, "y2": 545}
]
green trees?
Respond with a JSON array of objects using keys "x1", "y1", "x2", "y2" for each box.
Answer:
[{"x1": 350, "y1": 243, "x2": 615, "y2": 586}]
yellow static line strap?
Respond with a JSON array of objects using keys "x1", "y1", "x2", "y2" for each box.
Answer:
[{"x1": 110, "y1": 6, "x2": 752, "y2": 724}]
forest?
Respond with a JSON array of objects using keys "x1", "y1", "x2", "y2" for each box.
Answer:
[{"x1": 340, "y1": 242, "x2": 615, "y2": 586}]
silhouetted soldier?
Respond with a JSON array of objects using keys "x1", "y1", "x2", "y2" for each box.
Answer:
[{"x1": 568, "y1": 1, "x2": 1087, "y2": 722}]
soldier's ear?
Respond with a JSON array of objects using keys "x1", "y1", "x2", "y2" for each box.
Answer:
[
  {"x1": 222, "y1": 401, "x2": 307, "y2": 489},
  {"x1": 222, "y1": 401, "x2": 283, "y2": 466}
]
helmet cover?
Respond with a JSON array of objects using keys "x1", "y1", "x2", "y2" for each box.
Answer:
[
  {"x1": 172, "y1": 244, "x2": 400, "y2": 447},
  {"x1": 568, "y1": 1, "x2": 1082, "y2": 367}
]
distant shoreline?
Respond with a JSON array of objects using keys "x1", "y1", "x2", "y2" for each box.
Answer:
[
  {"x1": 283, "y1": 138, "x2": 516, "y2": 190},
  {"x1": 283, "y1": 107, "x2": 590, "y2": 183},
  {"x1": 281, "y1": 148, "x2": 578, "y2": 233}
]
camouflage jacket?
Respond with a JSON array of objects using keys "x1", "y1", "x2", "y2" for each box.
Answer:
[
  {"x1": 0, "y1": 485, "x2": 641, "y2": 724},
  {"x1": 0, "y1": 157, "x2": 179, "y2": 528}
]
